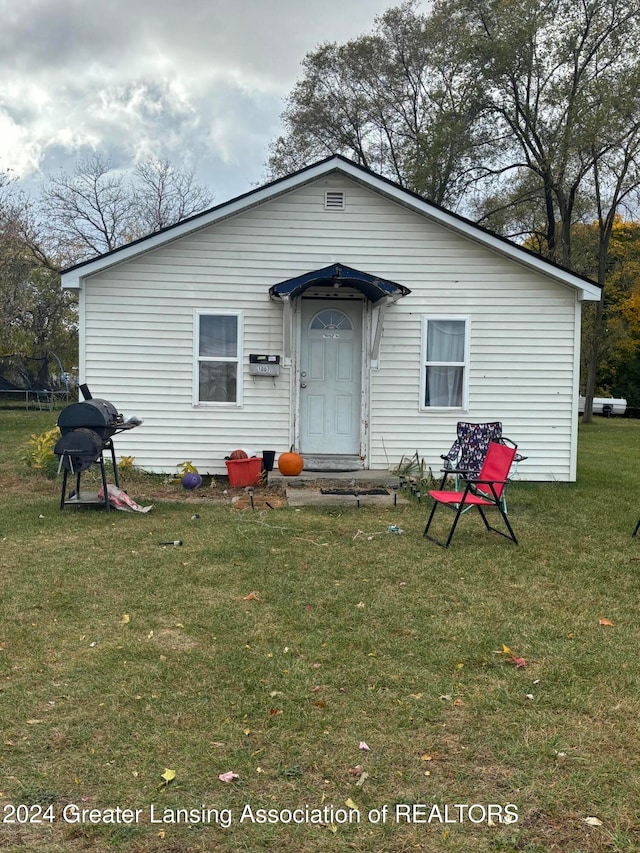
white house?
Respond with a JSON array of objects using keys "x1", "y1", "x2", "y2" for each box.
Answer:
[{"x1": 61, "y1": 156, "x2": 601, "y2": 481}]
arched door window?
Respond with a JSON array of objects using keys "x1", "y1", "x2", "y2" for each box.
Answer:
[{"x1": 309, "y1": 309, "x2": 353, "y2": 331}]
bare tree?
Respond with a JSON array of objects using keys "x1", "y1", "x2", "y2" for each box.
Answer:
[
  {"x1": 39, "y1": 154, "x2": 214, "y2": 265},
  {"x1": 40, "y1": 154, "x2": 135, "y2": 262},
  {"x1": 133, "y1": 159, "x2": 214, "y2": 233}
]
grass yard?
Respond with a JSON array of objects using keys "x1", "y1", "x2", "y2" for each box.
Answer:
[{"x1": 0, "y1": 411, "x2": 639, "y2": 852}]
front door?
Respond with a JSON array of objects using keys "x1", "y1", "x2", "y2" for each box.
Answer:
[{"x1": 299, "y1": 300, "x2": 362, "y2": 455}]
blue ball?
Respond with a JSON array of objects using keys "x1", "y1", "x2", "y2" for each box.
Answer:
[{"x1": 182, "y1": 473, "x2": 202, "y2": 490}]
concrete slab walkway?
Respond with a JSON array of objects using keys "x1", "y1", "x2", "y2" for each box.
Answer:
[
  {"x1": 265, "y1": 469, "x2": 406, "y2": 507},
  {"x1": 285, "y1": 487, "x2": 407, "y2": 508}
]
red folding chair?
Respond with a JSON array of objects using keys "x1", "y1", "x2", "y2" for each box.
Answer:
[{"x1": 423, "y1": 441, "x2": 518, "y2": 547}]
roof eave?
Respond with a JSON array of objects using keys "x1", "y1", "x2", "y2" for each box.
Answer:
[
  {"x1": 60, "y1": 154, "x2": 602, "y2": 301},
  {"x1": 60, "y1": 157, "x2": 349, "y2": 289},
  {"x1": 329, "y1": 160, "x2": 601, "y2": 301}
]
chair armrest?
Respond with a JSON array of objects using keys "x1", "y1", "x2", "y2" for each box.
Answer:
[{"x1": 468, "y1": 477, "x2": 511, "y2": 486}]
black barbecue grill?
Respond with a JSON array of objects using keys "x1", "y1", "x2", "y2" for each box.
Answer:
[{"x1": 54, "y1": 384, "x2": 141, "y2": 510}]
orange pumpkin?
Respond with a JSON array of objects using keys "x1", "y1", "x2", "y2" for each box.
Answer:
[
  {"x1": 277, "y1": 449, "x2": 304, "y2": 476},
  {"x1": 229, "y1": 449, "x2": 249, "y2": 460}
]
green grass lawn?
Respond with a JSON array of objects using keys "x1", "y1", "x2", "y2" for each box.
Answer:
[{"x1": 1, "y1": 411, "x2": 639, "y2": 852}]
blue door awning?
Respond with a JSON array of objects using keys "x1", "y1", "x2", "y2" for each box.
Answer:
[{"x1": 269, "y1": 263, "x2": 411, "y2": 305}]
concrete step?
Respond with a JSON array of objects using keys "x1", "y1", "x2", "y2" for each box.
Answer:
[
  {"x1": 267, "y1": 468, "x2": 400, "y2": 490},
  {"x1": 298, "y1": 454, "x2": 363, "y2": 472}
]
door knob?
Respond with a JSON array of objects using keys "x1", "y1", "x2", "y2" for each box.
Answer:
[{"x1": 300, "y1": 382, "x2": 307, "y2": 388}]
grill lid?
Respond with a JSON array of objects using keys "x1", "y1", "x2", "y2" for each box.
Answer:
[{"x1": 57, "y1": 399, "x2": 122, "y2": 436}]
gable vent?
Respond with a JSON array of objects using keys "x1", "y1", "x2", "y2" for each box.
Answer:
[{"x1": 324, "y1": 190, "x2": 345, "y2": 210}]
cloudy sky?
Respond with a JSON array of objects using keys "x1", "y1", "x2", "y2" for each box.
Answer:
[{"x1": 0, "y1": 0, "x2": 410, "y2": 204}]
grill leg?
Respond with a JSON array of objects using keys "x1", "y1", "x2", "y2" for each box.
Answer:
[
  {"x1": 107, "y1": 440, "x2": 120, "y2": 489},
  {"x1": 99, "y1": 454, "x2": 110, "y2": 511},
  {"x1": 60, "y1": 468, "x2": 68, "y2": 510}
]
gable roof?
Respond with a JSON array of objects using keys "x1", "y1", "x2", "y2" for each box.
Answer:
[{"x1": 61, "y1": 154, "x2": 601, "y2": 301}]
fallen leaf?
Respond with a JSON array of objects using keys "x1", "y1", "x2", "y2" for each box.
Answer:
[
  {"x1": 355, "y1": 771, "x2": 369, "y2": 787},
  {"x1": 348, "y1": 765, "x2": 362, "y2": 777},
  {"x1": 218, "y1": 771, "x2": 239, "y2": 783},
  {"x1": 359, "y1": 741, "x2": 370, "y2": 751},
  {"x1": 345, "y1": 797, "x2": 358, "y2": 809},
  {"x1": 500, "y1": 643, "x2": 527, "y2": 667},
  {"x1": 269, "y1": 707, "x2": 283, "y2": 717},
  {"x1": 599, "y1": 618, "x2": 615, "y2": 627},
  {"x1": 583, "y1": 816, "x2": 603, "y2": 827},
  {"x1": 421, "y1": 754, "x2": 433, "y2": 761},
  {"x1": 315, "y1": 699, "x2": 327, "y2": 708},
  {"x1": 243, "y1": 592, "x2": 260, "y2": 601},
  {"x1": 160, "y1": 768, "x2": 176, "y2": 784},
  {"x1": 120, "y1": 614, "x2": 130, "y2": 624},
  {"x1": 409, "y1": 693, "x2": 424, "y2": 700},
  {"x1": 453, "y1": 698, "x2": 465, "y2": 707},
  {"x1": 309, "y1": 685, "x2": 322, "y2": 693}
]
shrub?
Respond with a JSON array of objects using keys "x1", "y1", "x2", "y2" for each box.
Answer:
[
  {"x1": 24, "y1": 427, "x2": 60, "y2": 479},
  {"x1": 117, "y1": 455, "x2": 136, "y2": 472}
]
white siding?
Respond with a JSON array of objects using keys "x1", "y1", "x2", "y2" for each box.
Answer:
[{"x1": 81, "y1": 175, "x2": 581, "y2": 480}]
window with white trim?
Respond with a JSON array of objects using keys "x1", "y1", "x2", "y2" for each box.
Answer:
[
  {"x1": 421, "y1": 317, "x2": 469, "y2": 409},
  {"x1": 195, "y1": 312, "x2": 242, "y2": 404}
]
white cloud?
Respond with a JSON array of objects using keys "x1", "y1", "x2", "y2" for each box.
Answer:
[{"x1": 0, "y1": 0, "x2": 420, "y2": 198}]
